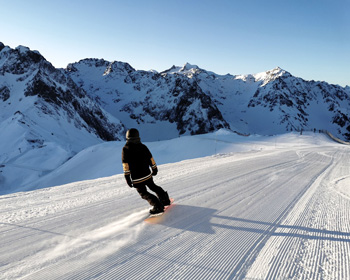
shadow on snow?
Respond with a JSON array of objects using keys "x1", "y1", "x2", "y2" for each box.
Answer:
[{"x1": 158, "y1": 204, "x2": 350, "y2": 242}]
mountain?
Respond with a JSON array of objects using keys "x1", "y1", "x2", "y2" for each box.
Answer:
[
  {"x1": 1, "y1": 42, "x2": 350, "y2": 192},
  {"x1": 66, "y1": 59, "x2": 229, "y2": 141},
  {"x1": 66, "y1": 60, "x2": 350, "y2": 141},
  {"x1": 0, "y1": 43, "x2": 124, "y2": 191},
  {"x1": 164, "y1": 64, "x2": 350, "y2": 139}
]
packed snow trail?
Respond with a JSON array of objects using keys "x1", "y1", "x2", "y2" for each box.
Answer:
[{"x1": 0, "y1": 138, "x2": 349, "y2": 279}]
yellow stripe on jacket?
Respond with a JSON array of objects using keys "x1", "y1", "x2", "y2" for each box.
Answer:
[
  {"x1": 151, "y1": 157, "x2": 157, "y2": 169},
  {"x1": 122, "y1": 162, "x2": 130, "y2": 175}
]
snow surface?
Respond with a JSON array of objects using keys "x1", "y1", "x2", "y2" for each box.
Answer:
[{"x1": 1, "y1": 131, "x2": 350, "y2": 279}]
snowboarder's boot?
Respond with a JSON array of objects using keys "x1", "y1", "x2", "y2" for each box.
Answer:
[
  {"x1": 149, "y1": 196, "x2": 164, "y2": 215},
  {"x1": 158, "y1": 191, "x2": 171, "y2": 206},
  {"x1": 149, "y1": 204, "x2": 164, "y2": 215}
]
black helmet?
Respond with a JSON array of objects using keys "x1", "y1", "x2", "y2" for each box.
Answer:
[{"x1": 126, "y1": 128, "x2": 140, "y2": 141}]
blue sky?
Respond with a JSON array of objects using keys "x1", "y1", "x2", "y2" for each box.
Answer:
[{"x1": 1, "y1": 0, "x2": 349, "y2": 86}]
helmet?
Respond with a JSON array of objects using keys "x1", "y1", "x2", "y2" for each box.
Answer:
[{"x1": 126, "y1": 128, "x2": 140, "y2": 140}]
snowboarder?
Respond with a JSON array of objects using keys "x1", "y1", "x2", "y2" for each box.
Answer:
[{"x1": 122, "y1": 128, "x2": 171, "y2": 215}]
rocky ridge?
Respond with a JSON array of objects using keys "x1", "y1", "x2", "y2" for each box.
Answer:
[{"x1": 1, "y1": 42, "x2": 350, "y2": 191}]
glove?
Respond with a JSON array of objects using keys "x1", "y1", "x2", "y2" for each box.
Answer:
[
  {"x1": 125, "y1": 175, "x2": 133, "y2": 188},
  {"x1": 152, "y1": 167, "x2": 158, "y2": 176}
]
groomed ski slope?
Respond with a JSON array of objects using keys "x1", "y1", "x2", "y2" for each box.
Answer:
[{"x1": 1, "y1": 133, "x2": 350, "y2": 279}]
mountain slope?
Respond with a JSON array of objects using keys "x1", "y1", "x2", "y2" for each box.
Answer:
[
  {"x1": 0, "y1": 43, "x2": 124, "y2": 192},
  {"x1": 1, "y1": 133, "x2": 349, "y2": 279}
]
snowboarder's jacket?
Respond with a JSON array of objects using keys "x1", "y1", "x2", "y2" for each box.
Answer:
[{"x1": 122, "y1": 141, "x2": 157, "y2": 184}]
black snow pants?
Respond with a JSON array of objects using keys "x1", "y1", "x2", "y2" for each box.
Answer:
[{"x1": 135, "y1": 177, "x2": 167, "y2": 208}]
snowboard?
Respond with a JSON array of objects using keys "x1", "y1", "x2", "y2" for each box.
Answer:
[{"x1": 146, "y1": 198, "x2": 174, "y2": 220}]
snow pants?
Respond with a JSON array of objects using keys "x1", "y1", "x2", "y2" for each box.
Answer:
[{"x1": 135, "y1": 177, "x2": 167, "y2": 207}]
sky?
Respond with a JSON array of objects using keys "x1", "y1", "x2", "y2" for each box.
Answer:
[{"x1": 1, "y1": 0, "x2": 349, "y2": 87}]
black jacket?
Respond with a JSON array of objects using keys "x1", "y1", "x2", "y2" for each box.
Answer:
[{"x1": 122, "y1": 142, "x2": 157, "y2": 184}]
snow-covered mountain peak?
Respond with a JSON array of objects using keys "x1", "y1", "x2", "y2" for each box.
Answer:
[
  {"x1": 15, "y1": 44, "x2": 44, "y2": 62},
  {"x1": 0, "y1": 43, "x2": 31, "y2": 56},
  {"x1": 66, "y1": 58, "x2": 136, "y2": 79},
  {"x1": 66, "y1": 59, "x2": 109, "y2": 73},
  {"x1": 160, "y1": 63, "x2": 205, "y2": 77},
  {"x1": 180, "y1": 63, "x2": 208, "y2": 78},
  {"x1": 160, "y1": 65, "x2": 183, "y2": 75},
  {"x1": 15, "y1": 45, "x2": 41, "y2": 56},
  {"x1": 180, "y1": 62, "x2": 199, "y2": 72},
  {"x1": 103, "y1": 60, "x2": 135, "y2": 76},
  {"x1": 0, "y1": 43, "x2": 50, "y2": 77},
  {"x1": 148, "y1": 69, "x2": 159, "y2": 74},
  {"x1": 254, "y1": 66, "x2": 291, "y2": 86},
  {"x1": 0, "y1": 42, "x2": 6, "y2": 52},
  {"x1": 269, "y1": 66, "x2": 290, "y2": 78}
]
